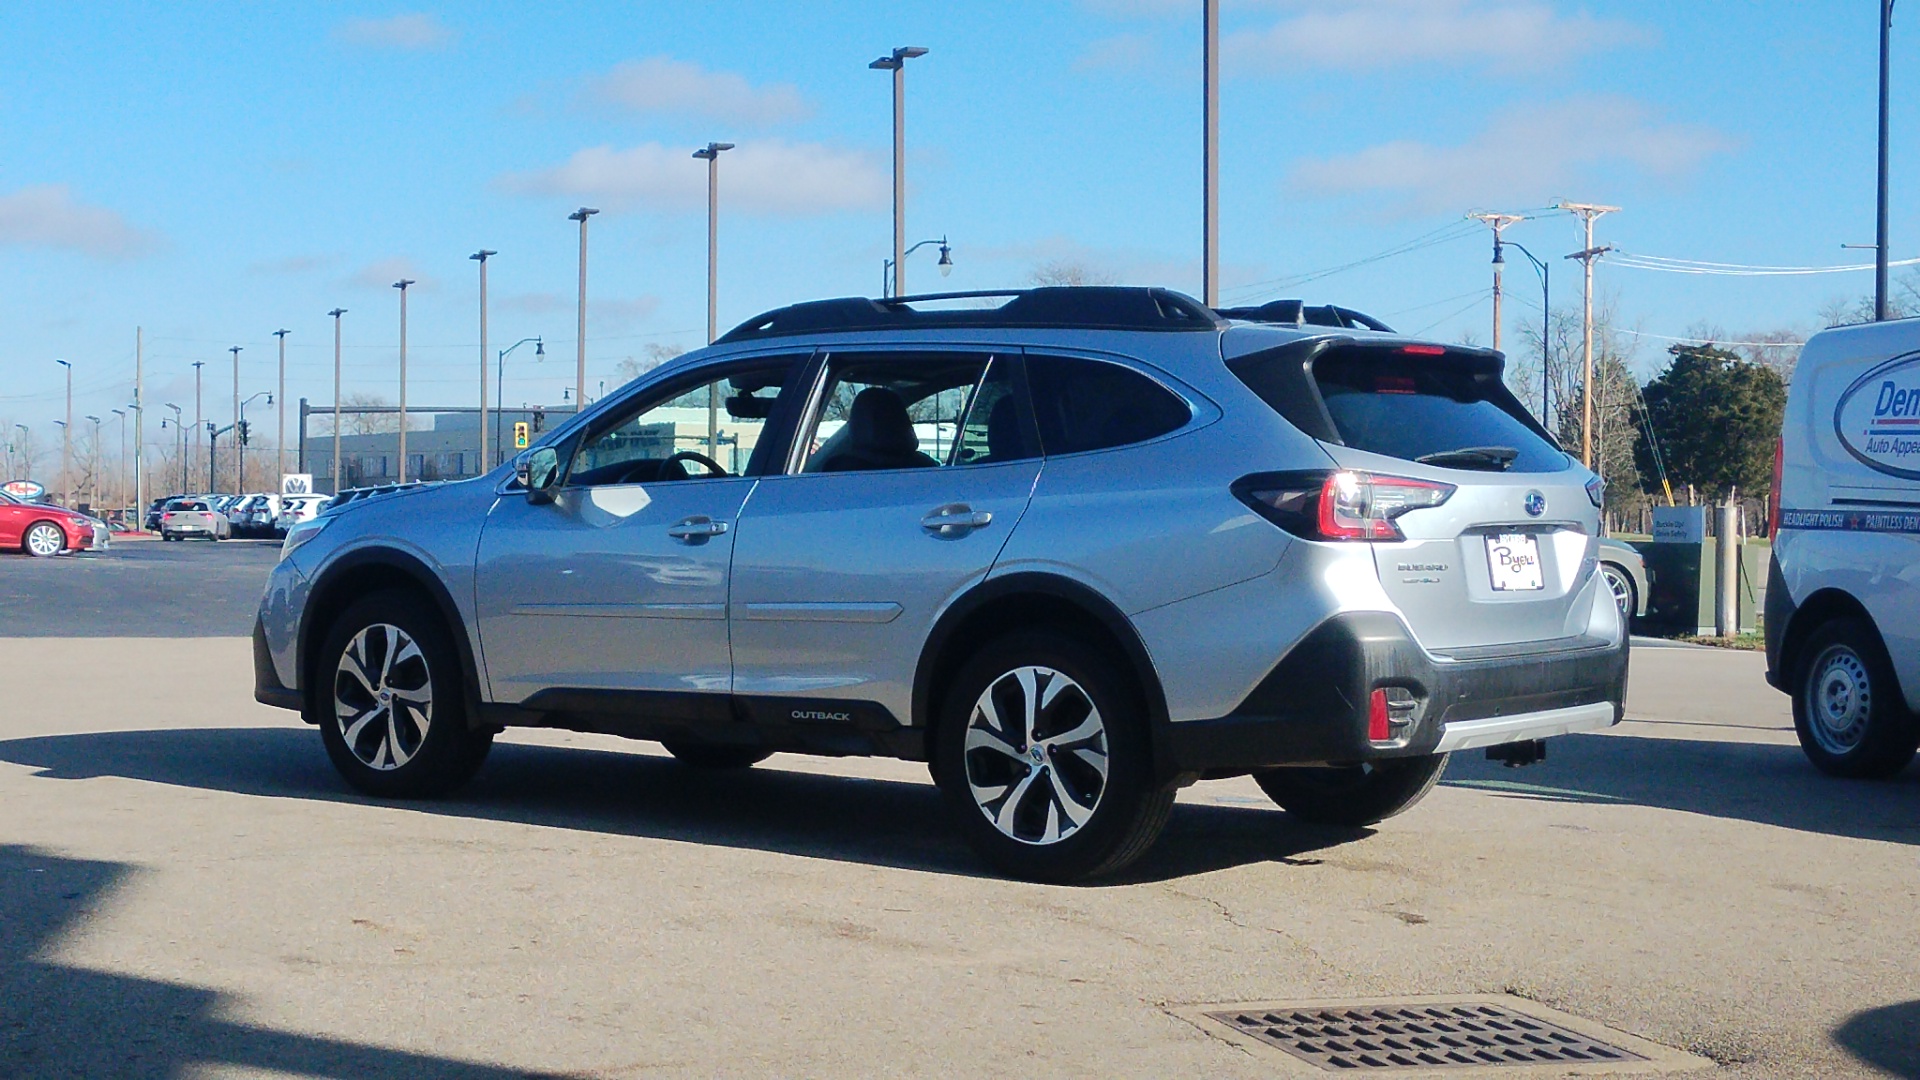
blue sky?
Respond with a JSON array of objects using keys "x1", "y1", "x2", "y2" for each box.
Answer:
[{"x1": 0, "y1": 1, "x2": 1911, "y2": 461}]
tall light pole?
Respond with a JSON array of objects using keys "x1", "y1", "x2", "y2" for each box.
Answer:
[
  {"x1": 329, "y1": 308, "x2": 346, "y2": 493},
  {"x1": 568, "y1": 208, "x2": 598, "y2": 411},
  {"x1": 228, "y1": 345, "x2": 242, "y2": 491},
  {"x1": 85, "y1": 415, "x2": 101, "y2": 508},
  {"x1": 112, "y1": 409, "x2": 127, "y2": 510},
  {"x1": 393, "y1": 280, "x2": 415, "y2": 483},
  {"x1": 192, "y1": 360, "x2": 204, "y2": 491},
  {"x1": 1878, "y1": 0, "x2": 1897, "y2": 320},
  {"x1": 56, "y1": 360, "x2": 72, "y2": 507},
  {"x1": 1557, "y1": 202, "x2": 1619, "y2": 470},
  {"x1": 273, "y1": 329, "x2": 289, "y2": 484},
  {"x1": 134, "y1": 327, "x2": 144, "y2": 520},
  {"x1": 12, "y1": 424, "x2": 28, "y2": 482},
  {"x1": 882, "y1": 237, "x2": 952, "y2": 298},
  {"x1": 471, "y1": 250, "x2": 495, "y2": 476},
  {"x1": 870, "y1": 46, "x2": 928, "y2": 297},
  {"x1": 1203, "y1": 0, "x2": 1220, "y2": 307},
  {"x1": 1471, "y1": 213, "x2": 1524, "y2": 351},
  {"x1": 694, "y1": 142, "x2": 735, "y2": 456},
  {"x1": 163, "y1": 405, "x2": 183, "y2": 494}
]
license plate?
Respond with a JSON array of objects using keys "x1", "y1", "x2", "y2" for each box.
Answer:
[{"x1": 1486, "y1": 533, "x2": 1544, "y2": 591}]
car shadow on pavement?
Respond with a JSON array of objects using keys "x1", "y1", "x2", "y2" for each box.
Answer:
[
  {"x1": 0, "y1": 843, "x2": 573, "y2": 1078},
  {"x1": 1833, "y1": 999, "x2": 1920, "y2": 1079},
  {"x1": 0, "y1": 727, "x2": 1368, "y2": 885},
  {"x1": 1443, "y1": 731, "x2": 1920, "y2": 845}
]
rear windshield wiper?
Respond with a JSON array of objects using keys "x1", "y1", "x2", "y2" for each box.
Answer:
[{"x1": 1414, "y1": 445, "x2": 1519, "y2": 472}]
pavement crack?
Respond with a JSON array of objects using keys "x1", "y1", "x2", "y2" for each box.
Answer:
[{"x1": 1162, "y1": 886, "x2": 1342, "y2": 975}]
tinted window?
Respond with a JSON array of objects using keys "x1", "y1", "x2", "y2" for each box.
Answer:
[
  {"x1": 1312, "y1": 351, "x2": 1566, "y2": 473},
  {"x1": 1026, "y1": 356, "x2": 1191, "y2": 455},
  {"x1": 801, "y1": 354, "x2": 991, "y2": 473}
]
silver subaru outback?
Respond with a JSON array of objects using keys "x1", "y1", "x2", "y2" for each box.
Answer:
[{"x1": 255, "y1": 287, "x2": 1626, "y2": 882}]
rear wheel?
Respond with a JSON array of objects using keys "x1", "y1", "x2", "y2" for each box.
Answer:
[
  {"x1": 1600, "y1": 562, "x2": 1637, "y2": 618},
  {"x1": 1254, "y1": 754, "x2": 1449, "y2": 827},
  {"x1": 23, "y1": 522, "x2": 64, "y2": 557},
  {"x1": 662, "y1": 742, "x2": 771, "y2": 770},
  {"x1": 316, "y1": 590, "x2": 493, "y2": 798},
  {"x1": 933, "y1": 631, "x2": 1173, "y2": 883},
  {"x1": 1793, "y1": 618, "x2": 1918, "y2": 779}
]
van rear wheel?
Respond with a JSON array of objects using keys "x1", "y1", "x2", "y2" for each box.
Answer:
[
  {"x1": 1793, "y1": 618, "x2": 1918, "y2": 779},
  {"x1": 1253, "y1": 754, "x2": 1449, "y2": 827}
]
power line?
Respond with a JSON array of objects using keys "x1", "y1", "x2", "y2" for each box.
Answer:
[{"x1": 1609, "y1": 252, "x2": 1920, "y2": 276}]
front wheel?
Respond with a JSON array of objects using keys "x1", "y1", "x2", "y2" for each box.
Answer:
[
  {"x1": 1793, "y1": 618, "x2": 1918, "y2": 779},
  {"x1": 316, "y1": 590, "x2": 493, "y2": 798},
  {"x1": 23, "y1": 522, "x2": 64, "y2": 557},
  {"x1": 1254, "y1": 754, "x2": 1449, "y2": 827},
  {"x1": 933, "y1": 631, "x2": 1173, "y2": 883},
  {"x1": 1600, "y1": 562, "x2": 1637, "y2": 619}
]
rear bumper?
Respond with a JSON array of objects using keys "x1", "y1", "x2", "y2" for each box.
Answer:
[
  {"x1": 1163, "y1": 611, "x2": 1628, "y2": 775},
  {"x1": 253, "y1": 616, "x2": 302, "y2": 711}
]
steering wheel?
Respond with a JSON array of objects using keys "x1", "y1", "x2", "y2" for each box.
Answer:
[{"x1": 643, "y1": 450, "x2": 729, "y2": 484}]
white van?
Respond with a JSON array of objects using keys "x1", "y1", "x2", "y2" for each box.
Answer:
[{"x1": 1766, "y1": 319, "x2": 1920, "y2": 777}]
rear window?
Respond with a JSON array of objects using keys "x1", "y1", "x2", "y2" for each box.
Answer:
[
  {"x1": 1026, "y1": 355, "x2": 1191, "y2": 455},
  {"x1": 1313, "y1": 352, "x2": 1565, "y2": 472}
]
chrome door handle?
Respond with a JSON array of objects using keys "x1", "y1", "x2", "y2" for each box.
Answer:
[
  {"x1": 921, "y1": 505, "x2": 993, "y2": 536},
  {"x1": 667, "y1": 516, "x2": 729, "y2": 540}
]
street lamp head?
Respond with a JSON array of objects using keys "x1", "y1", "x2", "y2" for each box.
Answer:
[
  {"x1": 230, "y1": 346, "x2": 241, "y2": 355},
  {"x1": 55, "y1": 359, "x2": 70, "y2": 369},
  {"x1": 568, "y1": 207, "x2": 599, "y2": 222},
  {"x1": 534, "y1": 339, "x2": 545, "y2": 357},
  {"x1": 112, "y1": 409, "x2": 125, "y2": 418},
  {"x1": 86, "y1": 415, "x2": 100, "y2": 424},
  {"x1": 937, "y1": 241, "x2": 953, "y2": 277},
  {"x1": 392, "y1": 279, "x2": 415, "y2": 291},
  {"x1": 273, "y1": 329, "x2": 289, "y2": 339},
  {"x1": 693, "y1": 142, "x2": 736, "y2": 160},
  {"x1": 329, "y1": 308, "x2": 347, "y2": 318},
  {"x1": 470, "y1": 250, "x2": 496, "y2": 262},
  {"x1": 872, "y1": 45, "x2": 929, "y2": 68}
]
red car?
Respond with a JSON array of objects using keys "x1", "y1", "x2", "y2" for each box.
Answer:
[{"x1": 0, "y1": 490, "x2": 96, "y2": 556}]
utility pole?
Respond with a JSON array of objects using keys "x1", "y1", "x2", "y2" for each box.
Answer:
[
  {"x1": 192, "y1": 361, "x2": 204, "y2": 491},
  {"x1": 568, "y1": 208, "x2": 598, "y2": 411},
  {"x1": 134, "y1": 327, "x2": 144, "y2": 520},
  {"x1": 229, "y1": 345, "x2": 242, "y2": 491},
  {"x1": 274, "y1": 329, "x2": 289, "y2": 484},
  {"x1": 393, "y1": 280, "x2": 415, "y2": 483},
  {"x1": 870, "y1": 47, "x2": 928, "y2": 297},
  {"x1": 112, "y1": 409, "x2": 126, "y2": 511},
  {"x1": 471, "y1": 251, "x2": 494, "y2": 476},
  {"x1": 1471, "y1": 213, "x2": 1525, "y2": 351},
  {"x1": 56, "y1": 360, "x2": 72, "y2": 507},
  {"x1": 1557, "y1": 202, "x2": 1619, "y2": 470},
  {"x1": 1878, "y1": 0, "x2": 1897, "y2": 320},
  {"x1": 695, "y1": 141, "x2": 734, "y2": 458},
  {"x1": 329, "y1": 309, "x2": 345, "y2": 494},
  {"x1": 1203, "y1": 0, "x2": 1220, "y2": 307}
]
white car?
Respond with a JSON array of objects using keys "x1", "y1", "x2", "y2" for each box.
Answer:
[
  {"x1": 1767, "y1": 318, "x2": 1920, "y2": 778},
  {"x1": 274, "y1": 495, "x2": 330, "y2": 535}
]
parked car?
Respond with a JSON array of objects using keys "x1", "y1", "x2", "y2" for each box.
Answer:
[
  {"x1": 159, "y1": 498, "x2": 231, "y2": 541},
  {"x1": 274, "y1": 494, "x2": 330, "y2": 535},
  {"x1": 255, "y1": 286, "x2": 1627, "y2": 882},
  {"x1": 0, "y1": 490, "x2": 101, "y2": 556},
  {"x1": 1766, "y1": 318, "x2": 1920, "y2": 779},
  {"x1": 145, "y1": 496, "x2": 181, "y2": 531},
  {"x1": 231, "y1": 493, "x2": 282, "y2": 537},
  {"x1": 1597, "y1": 537, "x2": 1649, "y2": 620}
]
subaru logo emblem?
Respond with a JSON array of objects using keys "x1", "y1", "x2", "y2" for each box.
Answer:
[{"x1": 1524, "y1": 491, "x2": 1547, "y2": 517}]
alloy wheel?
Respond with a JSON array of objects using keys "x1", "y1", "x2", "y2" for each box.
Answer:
[
  {"x1": 1601, "y1": 565, "x2": 1633, "y2": 615},
  {"x1": 25, "y1": 523, "x2": 63, "y2": 556},
  {"x1": 1806, "y1": 644, "x2": 1871, "y2": 755},
  {"x1": 333, "y1": 623, "x2": 434, "y2": 771},
  {"x1": 962, "y1": 665, "x2": 1110, "y2": 846}
]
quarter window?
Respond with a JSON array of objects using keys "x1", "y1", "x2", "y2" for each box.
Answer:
[{"x1": 1025, "y1": 355, "x2": 1192, "y2": 455}]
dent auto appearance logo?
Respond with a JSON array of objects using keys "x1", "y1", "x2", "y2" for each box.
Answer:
[{"x1": 1835, "y1": 351, "x2": 1920, "y2": 479}]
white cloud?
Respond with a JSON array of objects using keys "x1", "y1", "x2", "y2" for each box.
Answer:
[
  {"x1": 335, "y1": 13, "x2": 454, "y2": 50},
  {"x1": 1075, "y1": 33, "x2": 1160, "y2": 73},
  {"x1": 497, "y1": 291, "x2": 569, "y2": 315},
  {"x1": 581, "y1": 57, "x2": 810, "y2": 126},
  {"x1": 499, "y1": 140, "x2": 887, "y2": 217},
  {"x1": 348, "y1": 257, "x2": 432, "y2": 291},
  {"x1": 1228, "y1": 0, "x2": 1649, "y2": 73},
  {"x1": 0, "y1": 185, "x2": 159, "y2": 258},
  {"x1": 1288, "y1": 96, "x2": 1736, "y2": 215}
]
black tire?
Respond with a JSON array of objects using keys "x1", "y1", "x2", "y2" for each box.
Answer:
[
  {"x1": 1792, "y1": 617, "x2": 1918, "y2": 779},
  {"x1": 22, "y1": 521, "x2": 64, "y2": 557},
  {"x1": 1253, "y1": 754, "x2": 1449, "y2": 827},
  {"x1": 662, "y1": 742, "x2": 772, "y2": 770},
  {"x1": 1600, "y1": 562, "x2": 1637, "y2": 620},
  {"x1": 314, "y1": 589, "x2": 493, "y2": 798},
  {"x1": 932, "y1": 630, "x2": 1174, "y2": 883}
]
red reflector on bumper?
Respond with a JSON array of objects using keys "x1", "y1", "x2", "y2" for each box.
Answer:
[{"x1": 1368, "y1": 689, "x2": 1391, "y2": 742}]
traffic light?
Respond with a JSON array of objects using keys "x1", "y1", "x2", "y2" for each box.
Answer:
[
  {"x1": 237, "y1": 420, "x2": 250, "y2": 446},
  {"x1": 531, "y1": 407, "x2": 546, "y2": 433},
  {"x1": 513, "y1": 422, "x2": 530, "y2": 449}
]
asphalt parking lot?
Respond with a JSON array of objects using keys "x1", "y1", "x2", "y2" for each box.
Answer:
[{"x1": 3, "y1": 544, "x2": 1917, "y2": 1078}]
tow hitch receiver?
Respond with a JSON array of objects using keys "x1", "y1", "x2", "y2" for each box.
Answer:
[{"x1": 1486, "y1": 739, "x2": 1547, "y2": 767}]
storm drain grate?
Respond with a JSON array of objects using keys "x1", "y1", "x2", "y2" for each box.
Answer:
[{"x1": 1203, "y1": 1002, "x2": 1649, "y2": 1072}]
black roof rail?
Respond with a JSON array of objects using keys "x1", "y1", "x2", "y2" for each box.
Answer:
[
  {"x1": 1214, "y1": 299, "x2": 1395, "y2": 333},
  {"x1": 717, "y1": 286, "x2": 1226, "y2": 343}
]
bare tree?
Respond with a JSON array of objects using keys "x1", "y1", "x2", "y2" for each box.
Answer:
[
  {"x1": 1028, "y1": 260, "x2": 1117, "y2": 287},
  {"x1": 336, "y1": 393, "x2": 401, "y2": 437},
  {"x1": 614, "y1": 342, "x2": 686, "y2": 386}
]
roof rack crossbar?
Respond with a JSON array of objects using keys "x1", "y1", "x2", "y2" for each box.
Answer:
[{"x1": 717, "y1": 286, "x2": 1227, "y2": 343}]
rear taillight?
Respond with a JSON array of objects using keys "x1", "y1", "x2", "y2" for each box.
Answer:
[
  {"x1": 1235, "y1": 470, "x2": 1454, "y2": 542},
  {"x1": 1768, "y1": 434, "x2": 1785, "y2": 536}
]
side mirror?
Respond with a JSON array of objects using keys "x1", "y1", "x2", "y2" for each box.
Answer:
[{"x1": 515, "y1": 447, "x2": 560, "y2": 505}]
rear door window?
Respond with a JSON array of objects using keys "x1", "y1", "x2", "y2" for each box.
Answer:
[
  {"x1": 1025, "y1": 355, "x2": 1191, "y2": 455},
  {"x1": 1311, "y1": 350, "x2": 1566, "y2": 472}
]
